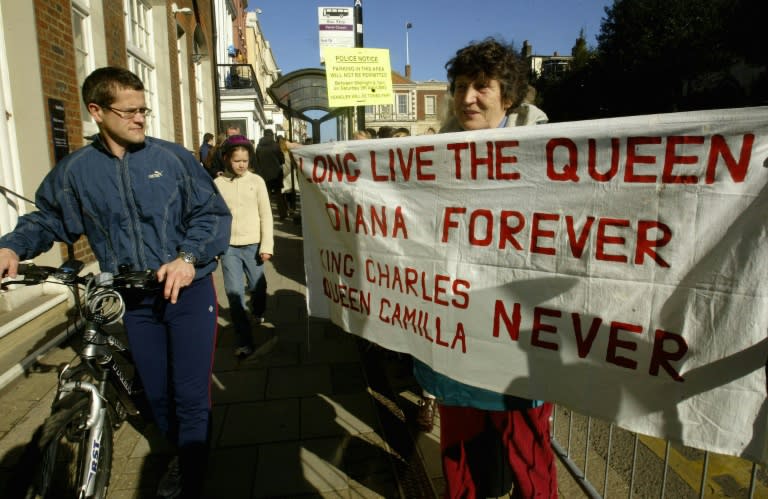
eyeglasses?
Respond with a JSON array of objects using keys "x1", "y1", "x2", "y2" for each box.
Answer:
[{"x1": 105, "y1": 106, "x2": 152, "y2": 119}]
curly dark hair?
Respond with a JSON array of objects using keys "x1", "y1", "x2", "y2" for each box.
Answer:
[
  {"x1": 445, "y1": 38, "x2": 529, "y2": 111},
  {"x1": 81, "y1": 67, "x2": 145, "y2": 107}
]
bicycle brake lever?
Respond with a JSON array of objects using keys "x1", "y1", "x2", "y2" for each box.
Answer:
[{"x1": 1, "y1": 278, "x2": 40, "y2": 289}]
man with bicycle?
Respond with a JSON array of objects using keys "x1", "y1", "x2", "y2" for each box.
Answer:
[{"x1": 0, "y1": 67, "x2": 231, "y2": 498}]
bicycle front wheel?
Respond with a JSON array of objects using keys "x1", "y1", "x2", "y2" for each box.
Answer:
[{"x1": 26, "y1": 395, "x2": 113, "y2": 499}]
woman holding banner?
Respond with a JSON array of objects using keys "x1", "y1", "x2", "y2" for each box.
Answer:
[{"x1": 412, "y1": 37, "x2": 556, "y2": 498}]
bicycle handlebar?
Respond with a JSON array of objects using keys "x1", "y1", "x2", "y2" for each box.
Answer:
[{"x1": 7, "y1": 262, "x2": 159, "y2": 291}]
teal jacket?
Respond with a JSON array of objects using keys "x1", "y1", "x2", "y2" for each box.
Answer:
[{"x1": 413, "y1": 359, "x2": 543, "y2": 411}]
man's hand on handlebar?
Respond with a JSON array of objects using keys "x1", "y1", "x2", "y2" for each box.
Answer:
[
  {"x1": 156, "y1": 258, "x2": 195, "y2": 305},
  {"x1": 0, "y1": 248, "x2": 20, "y2": 279}
]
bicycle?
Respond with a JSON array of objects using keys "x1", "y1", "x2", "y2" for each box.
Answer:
[{"x1": 4, "y1": 260, "x2": 158, "y2": 499}]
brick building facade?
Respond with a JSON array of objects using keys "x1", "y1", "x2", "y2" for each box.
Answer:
[{"x1": 0, "y1": 1, "x2": 219, "y2": 368}]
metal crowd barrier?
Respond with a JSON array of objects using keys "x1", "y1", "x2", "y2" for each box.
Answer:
[{"x1": 550, "y1": 405, "x2": 765, "y2": 498}]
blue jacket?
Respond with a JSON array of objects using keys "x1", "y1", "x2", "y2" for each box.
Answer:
[{"x1": 1, "y1": 135, "x2": 231, "y2": 279}]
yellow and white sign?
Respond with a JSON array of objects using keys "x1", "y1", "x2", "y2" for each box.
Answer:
[{"x1": 324, "y1": 47, "x2": 393, "y2": 108}]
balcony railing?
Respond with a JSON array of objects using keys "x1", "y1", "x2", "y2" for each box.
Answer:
[{"x1": 217, "y1": 63, "x2": 264, "y2": 101}]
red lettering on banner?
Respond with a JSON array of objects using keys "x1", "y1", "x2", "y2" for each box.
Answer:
[
  {"x1": 705, "y1": 134, "x2": 754, "y2": 184},
  {"x1": 364, "y1": 259, "x2": 471, "y2": 309},
  {"x1": 322, "y1": 278, "x2": 371, "y2": 314},
  {"x1": 545, "y1": 134, "x2": 755, "y2": 184},
  {"x1": 499, "y1": 211, "x2": 525, "y2": 250},
  {"x1": 325, "y1": 203, "x2": 408, "y2": 239},
  {"x1": 493, "y1": 300, "x2": 521, "y2": 340},
  {"x1": 492, "y1": 300, "x2": 687, "y2": 381},
  {"x1": 370, "y1": 146, "x2": 436, "y2": 181},
  {"x1": 446, "y1": 141, "x2": 522, "y2": 180},
  {"x1": 441, "y1": 208, "x2": 672, "y2": 268},
  {"x1": 649, "y1": 329, "x2": 687, "y2": 381},
  {"x1": 319, "y1": 249, "x2": 355, "y2": 277},
  {"x1": 531, "y1": 213, "x2": 559, "y2": 255},
  {"x1": 312, "y1": 153, "x2": 360, "y2": 182},
  {"x1": 441, "y1": 207, "x2": 465, "y2": 243},
  {"x1": 377, "y1": 299, "x2": 466, "y2": 352},
  {"x1": 547, "y1": 138, "x2": 580, "y2": 181},
  {"x1": 532, "y1": 307, "x2": 560, "y2": 351},
  {"x1": 565, "y1": 216, "x2": 595, "y2": 258},
  {"x1": 625, "y1": 136, "x2": 662, "y2": 183},
  {"x1": 634, "y1": 221, "x2": 671, "y2": 267},
  {"x1": 596, "y1": 218, "x2": 630, "y2": 263},
  {"x1": 589, "y1": 138, "x2": 621, "y2": 181},
  {"x1": 469, "y1": 209, "x2": 494, "y2": 246},
  {"x1": 433, "y1": 275, "x2": 451, "y2": 306},
  {"x1": 572, "y1": 313, "x2": 602, "y2": 358},
  {"x1": 662, "y1": 136, "x2": 704, "y2": 184},
  {"x1": 606, "y1": 321, "x2": 642, "y2": 369}
]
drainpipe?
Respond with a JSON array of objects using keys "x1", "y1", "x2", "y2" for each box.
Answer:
[{"x1": 198, "y1": 0, "x2": 222, "y2": 131}]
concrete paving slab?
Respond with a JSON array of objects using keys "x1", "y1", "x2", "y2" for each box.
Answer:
[
  {"x1": 266, "y1": 364, "x2": 333, "y2": 399},
  {"x1": 212, "y1": 368, "x2": 268, "y2": 405},
  {"x1": 253, "y1": 440, "x2": 348, "y2": 496},
  {"x1": 218, "y1": 399, "x2": 301, "y2": 446},
  {"x1": 301, "y1": 392, "x2": 379, "y2": 438},
  {"x1": 205, "y1": 446, "x2": 259, "y2": 498}
]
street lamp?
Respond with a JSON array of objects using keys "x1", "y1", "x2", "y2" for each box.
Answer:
[
  {"x1": 171, "y1": 3, "x2": 192, "y2": 15},
  {"x1": 405, "y1": 22, "x2": 413, "y2": 78}
]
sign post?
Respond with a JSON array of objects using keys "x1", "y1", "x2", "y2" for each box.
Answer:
[{"x1": 354, "y1": 0, "x2": 365, "y2": 130}]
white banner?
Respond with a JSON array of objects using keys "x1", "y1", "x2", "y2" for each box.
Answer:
[{"x1": 293, "y1": 107, "x2": 768, "y2": 463}]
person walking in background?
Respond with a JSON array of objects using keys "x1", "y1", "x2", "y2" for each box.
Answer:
[
  {"x1": 204, "y1": 132, "x2": 228, "y2": 178},
  {"x1": 376, "y1": 126, "x2": 394, "y2": 138},
  {"x1": 392, "y1": 127, "x2": 411, "y2": 137},
  {"x1": 199, "y1": 132, "x2": 214, "y2": 165},
  {"x1": 413, "y1": 38, "x2": 556, "y2": 499},
  {"x1": 214, "y1": 135, "x2": 275, "y2": 358},
  {"x1": 254, "y1": 128, "x2": 288, "y2": 219},
  {"x1": 0, "y1": 66, "x2": 231, "y2": 498},
  {"x1": 278, "y1": 135, "x2": 300, "y2": 217}
]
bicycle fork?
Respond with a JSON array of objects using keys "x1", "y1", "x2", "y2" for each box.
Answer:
[{"x1": 58, "y1": 379, "x2": 107, "y2": 498}]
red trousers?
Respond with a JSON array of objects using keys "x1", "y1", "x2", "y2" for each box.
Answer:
[{"x1": 439, "y1": 403, "x2": 557, "y2": 498}]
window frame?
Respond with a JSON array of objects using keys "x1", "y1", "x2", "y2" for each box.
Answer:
[{"x1": 124, "y1": 0, "x2": 157, "y2": 134}]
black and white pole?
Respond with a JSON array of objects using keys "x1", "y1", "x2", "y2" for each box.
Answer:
[{"x1": 354, "y1": 0, "x2": 364, "y2": 131}]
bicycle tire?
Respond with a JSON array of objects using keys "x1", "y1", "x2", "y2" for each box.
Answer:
[{"x1": 24, "y1": 395, "x2": 113, "y2": 499}]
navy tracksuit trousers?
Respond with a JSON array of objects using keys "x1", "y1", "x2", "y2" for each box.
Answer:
[{"x1": 123, "y1": 274, "x2": 218, "y2": 492}]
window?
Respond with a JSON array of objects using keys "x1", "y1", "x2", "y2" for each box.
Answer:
[
  {"x1": 397, "y1": 93, "x2": 409, "y2": 115},
  {"x1": 125, "y1": 0, "x2": 156, "y2": 134},
  {"x1": 71, "y1": 1, "x2": 94, "y2": 122},
  {"x1": 125, "y1": 0, "x2": 152, "y2": 56},
  {"x1": 424, "y1": 95, "x2": 436, "y2": 116}
]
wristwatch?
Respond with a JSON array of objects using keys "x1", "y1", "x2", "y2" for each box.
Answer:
[{"x1": 177, "y1": 251, "x2": 197, "y2": 265}]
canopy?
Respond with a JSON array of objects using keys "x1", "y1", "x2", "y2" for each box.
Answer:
[{"x1": 267, "y1": 68, "x2": 350, "y2": 141}]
